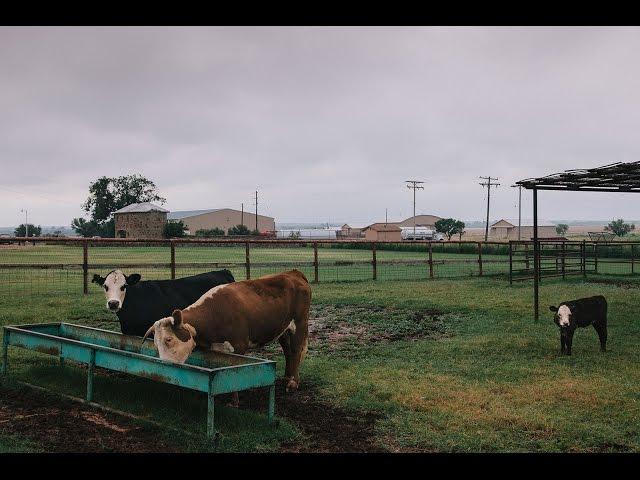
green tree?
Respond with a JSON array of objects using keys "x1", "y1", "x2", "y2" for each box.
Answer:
[
  {"x1": 605, "y1": 218, "x2": 635, "y2": 237},
  {"x1": 195, "y1": 228, "x2": 225, "y2": 237},
  {"x1": 72, "y1": 174, "x2": 166, "y2": 238},
  {"x1": 228, "y1": 224, "x2": 251, "y2": 236},
  {"x1": 14, "y1": 224, "x2": 42, "y2": 237},
  {"x1": 434, "y1": 218, "x2": 466, "y2": 241},
  {"x1": 555, "y1": 224, "x2": 569, "y2": 236},
  {"x1": 164, "y1": 220, "x2": 187, "y2": 238}
]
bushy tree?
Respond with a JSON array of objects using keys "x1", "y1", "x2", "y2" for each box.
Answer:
[
  {"x1": 228, "y1": 224, "x2": 251, "y2": 236},
  {"x1": 72, "y1": 174, "x2": 165, "y2": 238},
  {"x1": 14, "y1": 224, "x2": 42, "y2": 237},
  {"x1": 605, "y1": 218, "x2": 635, "y2": 237},
  {"x1": 164, "y1": 220, "x2": 187, "y2": 238},
  {"x1": 555, "y1": 224, "x2": 569, "y2": 236},
  {"x1": 434, "y1": 218, "x2": 466, "y2": 241},
  {"x1": 195, "y1": 228, "x2": 225, "y2": 237}
]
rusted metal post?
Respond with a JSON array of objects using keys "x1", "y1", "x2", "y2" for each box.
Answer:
[
  {"x1": 533, "y1": 187, "x2": 539, "y2": 322},
  {"x1": 581, "y1": 240, "x2": 586, "y2": 278},
  {"x1": 509, "y1": 241, "x2": 513, "y2": 285},
  {"x1": 83, "y1": 240, "x2": 89, "y2": 295},
  {"x1": 267, "y1": 385, "x2": 275, "y2": 424},
  {"x1": 525, "y1": 242, "x2": 530, "y2": 271},
  {"x1": 245, "y1": 241, "x2": 250, "y2": 280},
  {"x1": 372, "y1": 242, "x2": 377, "y2": 280},
  {"x1": 313, "y1": 242, "x2": 319, "y2": 283},
  {"x1": 632, "y1": 244, "x2": 635, "y2": 274},
  {"x1": 561, "y1": 241, "x2": 566, "y2": 279},
  {"x1": 478, "y1": 242, "x2": 483, "y2": 276},
  {"x1": 428, "y1": 242, "x2": 434, "y2": 279},
  {"x1": 594, "y1": 243, "x2": 599, "y2": 274},
  {"x1": 170, "y1": 240, "x2": 176, "y2": 280}
]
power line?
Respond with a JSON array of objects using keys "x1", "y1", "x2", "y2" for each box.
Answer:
[
  {"x1": 479, "y1": 176, "x2": 500, "y2": 241},
  {"x1": 405, "y1": 180, "x2": 425, "y2": 236}
]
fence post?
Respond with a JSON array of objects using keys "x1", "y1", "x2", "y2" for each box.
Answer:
[
  {"x1": 170, "y1": 240, "x2": 176, "y2": 280},
  {"x1": 581, "y1": 240, "x2": 586, "y2": 278},
  {"x1": 594, "y1": 243, "x2": 599, "y2": 274},
  {"x1": 245, "y1": 241, "x2": 251, "y2": 280},
  {"x1": 632, "y1": 244, "x2": 635, "y2": 275},
  {"x1": 83, "y1": 239, "x2": 89, "y2": 295},
  {"x1": 313, "y1": 242, "x2": 319, "y2": 283},
  {"x1": 525, "y1": 243, "x2": 530, "y2": 271},
  {"x1": 561, "y1": 241, "x2": 566, "y2": 279},
  {"x1": 372, "y1": 242, "x2": 377, "y2": 280},
  {"x1": 509, "y1": 241, "x2": 513, "y2": 285},
  {"x1": 478, "y1": 242, "x2": 483, "y2": 276},
  {"x1": 428, "y1": 242, "x2": 434, "y2": 279}
]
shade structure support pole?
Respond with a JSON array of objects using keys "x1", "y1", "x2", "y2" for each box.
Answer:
[{"x1": 533, "y1": 187, "x2": 539, "y2": 322}]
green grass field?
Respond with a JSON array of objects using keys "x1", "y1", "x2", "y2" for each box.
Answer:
[{"x1": 1, "y1": 267, "x2": 639, "y2": 452}]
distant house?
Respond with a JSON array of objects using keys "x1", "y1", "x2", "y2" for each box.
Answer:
[
  {"x1": 490, "y1": 219, "x2": 557, "y2": 240},
  {"x1": 113, "y1": 202, "x2": 169, "y2": 239},
  {"x1": 167, "y1": 208, "x2": 275, "y2": 235},
  {"x1": 362, "y1": 223, "x2": 402, "y2": 242},
  {"x1": 337, "y1": 224, "x2": 366, "y2": 239}
]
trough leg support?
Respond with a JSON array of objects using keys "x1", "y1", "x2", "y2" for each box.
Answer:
[
  {"x1": 207, "y1": 379, "x2": 216, "y2": 440},
  {"x1": 86, "y1": 349, "x2": 95, "y2": 403},
  {"x1": 2, "y1": 331, "x2": 8, "y2": 376},
  {"x1": 267, "y1": 384, "x2": 275, "y2": 424}
]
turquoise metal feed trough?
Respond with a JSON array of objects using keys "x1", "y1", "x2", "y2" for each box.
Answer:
[{"x1": 1, "y1": 323, "x2": 276, "y2": 439}]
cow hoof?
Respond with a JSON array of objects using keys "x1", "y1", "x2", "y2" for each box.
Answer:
[{"x1": 285, "y1": 379, "x2": 299, "y2": 393}]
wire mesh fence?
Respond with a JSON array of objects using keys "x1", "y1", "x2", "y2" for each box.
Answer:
[{"x1": 2, "y1": 238, "x2": 639, "y2": 302}]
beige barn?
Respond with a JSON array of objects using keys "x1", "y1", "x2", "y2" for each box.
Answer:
[
  {"x1": 362, "y1": 223, "x2": 402, "y2": 241},
  {"x1": 397, "y1": 214, "x2": 442, "y2": 229},
  {"x1": 167, "y1": 208, "x2": 275, "y2": 235},
  {"x1": 490, "y1": 219, "x2": 557, "y2": 240}
]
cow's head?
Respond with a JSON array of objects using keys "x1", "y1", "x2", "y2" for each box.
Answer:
[
  {"x1": 92, "y1": 270, "x2": 141, "y2": 312},
  {"x1": 141, "y1": 309, "x2": 196, "y2": 364},
  {"x1": 549, "y1": 304, "x2": 571, "y2": 328}
]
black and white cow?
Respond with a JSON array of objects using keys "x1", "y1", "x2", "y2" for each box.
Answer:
[
  {"x1": 92, "y1": 269, "x2": 235, "y2": 337},
  {"x1": 549, "y1": 295, "x2": 608, "y2": 356}
]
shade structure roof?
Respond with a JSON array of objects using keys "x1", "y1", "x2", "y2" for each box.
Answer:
[{"x1": 516, "y1": 161, "x2": 640, "y2": 192}]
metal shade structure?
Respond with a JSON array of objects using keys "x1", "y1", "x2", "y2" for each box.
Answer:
[{"x1": 516, "y1": 161, "x2": 640, "y2": 321}]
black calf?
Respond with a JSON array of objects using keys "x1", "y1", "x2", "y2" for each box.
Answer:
[{"x1": 549, "y1": 295, "x2": 608, "y2": 356}]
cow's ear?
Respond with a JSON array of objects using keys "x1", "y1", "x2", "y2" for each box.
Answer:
[
  {"x1": 92, "y1": 274, "x2": 105, "y2": 286},
  {"x1": 549, "y1": 306, "x2": 558, "y2": 313},
  {"x1": 184, "y1": 323, "x2": 197, "y2": 338},
  {"x1": 126, "y1": 273, "x2": 141, "y2": 286},
  {"x1": 171, "y1": 309, "x2": 183, "y2": 327}
]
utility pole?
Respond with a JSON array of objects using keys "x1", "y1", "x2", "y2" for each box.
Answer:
[
  {"x1": 20, "y1": 209, "x2": 28, "y2": 238},
  {"x1": 254, "y1": 190, "x2": 258, "y2": 233},
  {"x1": 241, "y1": 202, "x2": 244, "y2": 227},
  {"x1": 405, "y1": 180, "x2": 425, "y2": 237},
  {"x1": 385, "y1": 208, "x2": 388, "y2": 226},
  {"x1": 511, "y1": 184, "x2": 522, "y2": 241},
  {"x1": 479, "y1": 176, "x2": 500, "y2": 241}
]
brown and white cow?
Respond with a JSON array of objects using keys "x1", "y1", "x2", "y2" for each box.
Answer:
[{"x1": 142, "y1": 269, "x2": 311, "y2": 393}]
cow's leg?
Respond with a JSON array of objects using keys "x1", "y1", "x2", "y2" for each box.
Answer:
[
  {"x1": 565, "y1": 330, "x2": 574, "y2": 356},
  {"x1": 278, "y1": 329, "x2": 293, "y2": 380},
  {"x1": 560, "y1": 332, "x2": 566, "y2": 354},
  {"x1": 286, "y1": 308, "x2": 310, "y2": 393},
  {"x1": 594, "y1": 323, "x2": 607, "y2": 352}
]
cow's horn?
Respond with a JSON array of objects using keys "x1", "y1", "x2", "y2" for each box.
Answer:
[{"x1": 141, "y1": 325, "x2": 155, "y2": 346}]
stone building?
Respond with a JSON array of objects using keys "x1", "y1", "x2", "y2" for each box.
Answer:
[{"x1": 113, "y1": 202, "x2": 168, "y2": 239}]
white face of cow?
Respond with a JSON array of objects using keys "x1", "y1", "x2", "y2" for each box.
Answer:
[
  {"x1": 557, "y1": 305, "x2": 571, "y2": 327},
  {"x1": 550, "y1": 304, "x2": 572, "y2": 327},
  {"x1": 141, "y1": 310, "x2": 197, "y2": 364},
  {"x1": 92, "y1": 270, "x2": 141, "y2": 312}
]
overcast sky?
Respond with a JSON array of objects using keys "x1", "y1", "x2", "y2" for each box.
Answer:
[{"x1": 2, "y1": 26, "x2": 640, "y2": 227}]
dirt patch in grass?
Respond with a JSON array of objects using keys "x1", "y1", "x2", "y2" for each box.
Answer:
[
  {"x1": 257, "y1": 304, "x2": 450, "y2": 358},
  {"x1": 237, "y1": 378, "x2": 386, "y2": 453},
  {"x1": 0, "y1": 384, "x2": 178, "y2": 453}
]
